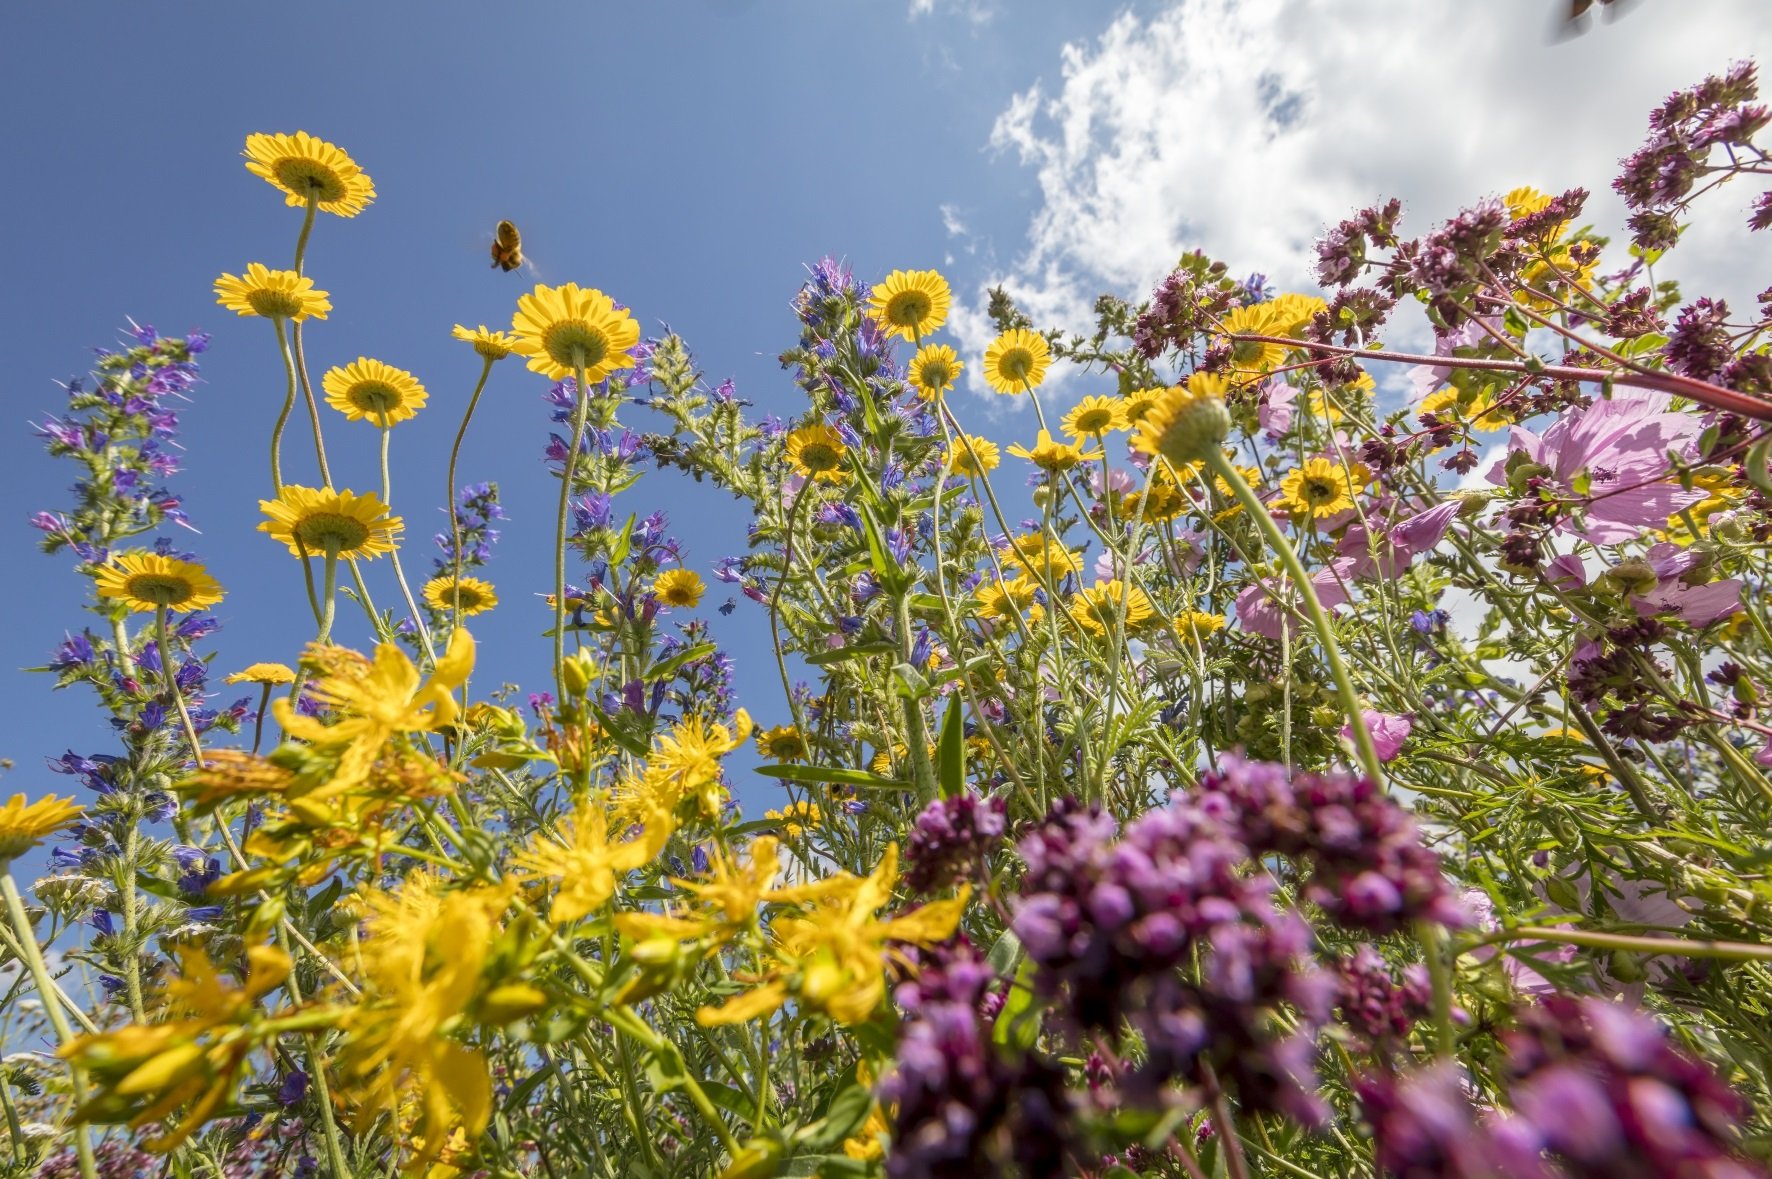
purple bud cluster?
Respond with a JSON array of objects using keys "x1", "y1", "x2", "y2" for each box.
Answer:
[
  {"x1": 1315, "y1": 198, "x2": 1404, "y2": 287},
  {"x1": 433, "y1": 481, "x2": 506, "y2": 573},
  {"x1": 903, "y1": 792, "x2": 1007, "y2": 895},
  {"x1": 1336, "y1": 945, "x2": 1433, "y2": 1051},
  {"x1": 1010, "y1": 793, "x2": 1332, "y2": 1124},
  {"x1": 1615, "y1": 62, "x2": 1770, "y2": 247},
  {"x1": 883, "y1": 941, "x2": 1072, "y2": 1179},
  {"x1": 1408, "y1": 199, "x2": 1509, "y2": 297},
  {"x1": 1357, "y1": 998, "x2": 1764, "y2": 1179},
  {"x1": 1199, "y1": 755, "x2": 1467, "y2": 935}
]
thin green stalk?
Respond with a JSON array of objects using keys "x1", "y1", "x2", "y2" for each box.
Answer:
[
  {"x1": 447, "y1": 357, "x2": 497, "y2": 638},
  {"x1": 293, "y1": 195, "x2": 318, "y2": 275},
  {"x1": 290, "y1": 322, "x2": 333, "y2": 489},
  {"x1": 271, "y1": 318, "x2": 299, "y2": 493},
  {"x1": 377, "y1": 415, "x2": 436, "y2": 665},
  {"x1": 554, "y1": 361, "x2": 593, "y2": 706},
  {"x1": 1, "y1": 873, "x2": 99, "y2": 1179},
  {"x1": 317, "y1": 543, "x2": 341, "y2": 645}
]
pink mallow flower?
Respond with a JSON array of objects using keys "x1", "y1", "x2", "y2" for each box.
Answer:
[
  {"x1": 1485, "y1": 388, "x2": 1705, "y2": 543},
  {"x1": 1631, "y1": 542, "x2": 1743, "y2": 627},
  {"x1": 1342, "y1": 710, "x2": 1413, "y2": 762}
]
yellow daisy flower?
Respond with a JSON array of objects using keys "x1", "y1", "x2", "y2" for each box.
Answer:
[
  {"x1": 451, "y1": 324, "x2": 518, "y2": 361},
  {"x1": 242, "y1": 131, "x2": 375, "y2": 217},
  {"x1": 1277, "y1": 457, "x2": 1362, "y2": 521},
  {"x1": 1120, "y1": 387, "x2": 1164, "y2": 428},
  {"x1": 982, "y1": 328, "x2": 1051, "y2": 394},
  {"x1": 653, "y1": 569, "x2": 705, "y2": 608},
  {"x1": 1172, "y1": 610, "x2": 1226, "y2": 645},
  {"x1": 949, "y1": 435, "x2": 1000, "y2": 477},
  {"x1": 322, "y1": 358, "x2": 428, "y2": 426},
  {"x1": 1265, "y1": 293, "x2": 1328, "y2": 338},
  {"x1": 1061, "y1": 395, "x2": 1126, "y2": 439},
  {"x1": 1068, "y1": 579, "x2": 1154, "y2": 636},
  {"x1": 225, "y1": 662, "x2": 297, "y2": 686},
  {"x1": 1218, "y1": 304, "x2": 1291, "y2": 376},
  {"x1": 976, "y1": 576, "x2": 1043, "y2": 626},
  {"x1": 765, "y1": 800, "x2": 823, "y2": 838},
  {"x1": 1417, "y1": 386, "x2": 1511, "y2": 433},
  {"x1": 785, "y1": 424, "x2": 849, "y2": 483},
  {"x1": 1133, "y1": 373, "x2": 1232, "y2": 468},
  {"x1": 0, "y1": 794, "x2": 84, "y2": 863},
  {"x1": 214, "y1": 263, "x2": 330, "y2": 322},
  {"x1": 908, "y1": 343, "x2": 963, "y2": 400},
  {"x1": 259, "y1": 486, "x2": 402, "y2": 560},
  {"x1": 423, "y1": 575, "x2": 499, "y2": 616},
  {"x1": 94, "y1": 553, "x2": 225, "y2": 614},
  {"x1": 868, "y1": 269, "x2": 951, "y2": 342},
  {"x1": 1001, "y1": 534, "x2": 1082, "y2": 580},
  {"x1": 510, "y1": 283, "x2": 641, "y2": 383},
  {"x1": 1008, "y1": 429, "x2": 1099, "y2": 474},
  {"x1": 1503, "y1": 185, "x2": 1554, "y2": 219},
  {"x1": 1120, "y1": 474, "x2": 1189, "y2": 523},
  {"x1": 756, "y1": 725, "x2": 809, "y2": 761}
]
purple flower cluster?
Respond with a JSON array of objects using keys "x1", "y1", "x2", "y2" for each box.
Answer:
[
  {"x1": 432, "y1": 481, "x2": 505, "y2": 574},
  {"x1": 882, "y1": 941, "x2": 1072, "y2": 1179},
  {"x1": 1200, "y1": 755, "x2": 1467, "y2": 935},
  {"x1": 1408, "y1": 199, "x2": 1508, "y2": 297},
  {"x1": 1337, "y1": 945, "x2": 1434, "y2": 1052},
  {"x1": 903, "y1": 792, "x2": 1007, "y2": 895},
  {"x1": 1314, "y1": 198, "x2": 1404, "y2": 287},
  {"x1": 1614, "y1": 61, "x2": 1769, "y2": 248},
  {"x1": 1357, "y1": 998, "x2": 1764, "y2": 1179},
  {"x1": 1010, "y1": 793, "x2": 1331, "y2": 1123}
]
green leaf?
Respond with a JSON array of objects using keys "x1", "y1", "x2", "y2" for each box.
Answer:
[
  {"x1": 936, "y1": 695, "x2": 965, "y2": 799},
  {"x1": 646, "y1": 641, "x2": 716, "y2": 683},
  {"x1": 795, "y1": 1082, "x2": 875, "y2": 1153},
  {"x1": 588, "y1": 702, "x2": 652, "y2": 759},
  {"x1": 985, "y1": 928, "x2": 1022, "y2": 976},
  {"x1": 805, "y1": 641, "x2": 898, "y2": 667},
  {"x1": 992, "y1": 956, "x2": 1043, "y2": 1051},
  {"x1": 754, "y1": 765, "x2": 907, "y2": 789},
  {"x1": 699, "y1": 1080, "x2": 755, "y2": 1120},
  {"x1": 1746, "y1": 434, "x2": 1772, "y2": 499},
  {"x1": 608, "y1": 514, "x2": 636, "y2": 568}
]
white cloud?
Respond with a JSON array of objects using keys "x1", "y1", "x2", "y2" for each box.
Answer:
[
  {"x1": 950, "y1": 0, "x2": 1772, "y2": 400},
  {"x1": 909, "y1": 0, "x2": 996, "y2": 24}
]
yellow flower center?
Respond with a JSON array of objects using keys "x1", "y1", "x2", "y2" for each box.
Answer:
[
  {"x1": 1299, "y1": 475, "x2": 1340, "y2": 505},
  {"x1": 246, "y1": 287, "x2": 304, "y2": 318},
  {"x1": 799, "y1": 444, "x2": 840, "y2": 473},
  {"x1": 294, "y1": 511, "x2": 372, "y2": 553},
  {"x1": 442, "y1": 583, "x2": 487, "y2": 611},
  {"x1": 885, "y1": 291, "x2": 933, "y2": 328},
  {"x1": 1075, "y1": 408, "x2": 1114, "y2": 433},
  {"x1": 124, "y1": 573, "x2": 195, "y2": 606},
  {"x1": 346, "y1": 381, "x2": 402, "y2": 415},
  {"x1": 998, "y1": 348, "x2": 1034, "y2": 383},
  {"x1": 542, "y1": 322, "x2": 612, "y2": 372},
  {"x1": 271, "y1": 158, "x2": 346, "y2": 202},
  {"x1": 917, "y1": 360, "x2": 955, "y2": 389}
]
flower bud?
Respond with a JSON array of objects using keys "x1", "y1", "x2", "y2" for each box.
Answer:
[
  {"x1": 478, "y1": 982, "x2": 550, "y2": 1024},
  {"x1": 1134, "y1": 373, "x2": 1231, "y2": 467}
]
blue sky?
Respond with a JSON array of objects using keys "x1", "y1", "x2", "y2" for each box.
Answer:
[
  {"x1": 0, "y1": 1, "x2": 1147, "y2": 815},
  {"x1": 2, "y1": 0, "x2": 1767, "y2": 832}
]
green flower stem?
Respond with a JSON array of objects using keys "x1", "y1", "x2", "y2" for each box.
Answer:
[
  {"x1": 1, "y1": 872, "x2": 99, "y2": 1179},
  {"x1": 1466, "y1": 924, "x2": 1772, "y2": 962},
  {"x1": 317, "y1": 542, "x2": 341, "y2": 645},
  {"x1": 1201, "y1": 450, "x2": 1384, "y2": 785},
  {"x1": 274, "y1": 928, "x2": 355, "y2": 1179},
  {"x1": 109, "y1": 615, "x2": 134, "y2": 679},
  {"x1": 768, "y1": 482, "x2": 814, "y2": 740},
  {"x1": 553, "y1": 362, "x2": 593, "y2": 706},
  {"x1": 447, "y1": 357, "x2": 497, "y2": 635},
  {"x1": 377, "y1": 415, "x2": 436, "y2": 666},
  {"x1": 271, "y1": 318, "x2": 299, "y2": 493},
  {"x1": 290, "y1": 322, "x2": 333, "y2": 490},
  {"x1": 293, "y1": 195, "x2": 318, "y2": 276},
  {"x1": 896, "y1": 590, "x2": 938, "y2": 801},
  {"x1": 607, "y1": 1005, "x2": 744, "y2": 1156}
]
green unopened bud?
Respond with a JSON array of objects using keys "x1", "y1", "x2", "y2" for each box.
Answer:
[
  {"x1": 478, "y1": 982, "x2": 550, "y2": 1024},
  {"x1": 1608, "y1": 949, "x2": 1647, "y2": 983},
  {"x1": 1543, "y1": 874, "x2": 1582, "y2": 911},
  {"x1": 1137, "y1": 374, "x2": 1231, "y2": 467},
  {"x1": 1599, "y1": 557, "x2": 1658, "y2": 597},
  {"x1": 562, "y1": 652, "x2": 593, "y2": 698}
]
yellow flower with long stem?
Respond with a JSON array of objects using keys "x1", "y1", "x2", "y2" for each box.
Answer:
[
  {"x1": 1417, "y1": 386, "x2": 1511, "y2": 433},
  {"x1": 1120, "y1": 387, "x2": 1164, "y2": 428},
  {"x1": 259, "y1": 486, "x2": 402, "y2": 561},
  {"x1": 653, "y1": 568, "x2": 705, "y2": 608},
  {"x1": 755, "y1": 725, "x2": 809, "y2": 761},
  {"x1": 94, "y1": 554, "x2": 224, "y2": 614},
  {"x1": 696, "y1": 844, "x2": 968, "y2": 1027},
  {"x1": 1068, "y1": 579, "x2": 1155, "y2": 636},
  {"x1": 322, "y1": 358, "x2": 428, "y2": 426},
  {"x1": 908, "y1": 343, "x2": 963, "y2": 400},
  {"x1": 867, "y1": 269, "x2": 951, "y2": 342},
  {"x1": 949, "y1": 434, "x2": 1000, "y2": 477},
  {"x1": 765, "y1": 800, "x2": 822, "y2": 838},
  {"x1": 1133, "y1": 372, "x2": 1232, "y2": 468},
  {"x1": 976, "y1": 575, "x2": 1044, "y2": 627},
  {"x1": 1218, "y1": 303, "x2": 1291, "y2": 376},
  {"x1": 1266, "y1": 293, "x2": 1328, "y2": 337},
  {"x1": 982, "y1": 328, "x2": 1051, "y2": 393},
  {"x1": 1276, "y1": 457, "x2": 1364, "y2": 522},
  {"x1": 422, "y1": 575, "x2": 498, "y2": 617},
  {"x1": 243, "y1": 131, "x2": 375, "y2": 217},
  {"x1": 1061, "y1": 395, "x2": 1126, "y2": 439},
  {"x1": 214, "y1": 263, "x2": 330, "y2": 322},
  {"x1": 785, "y1": 424, "x2": 849, "y2": 483},
  {"x1": 510, "y1": 282, "x2": 641, "y2": 383},
  {"x1": 451, "y1": 324, "x2": 518, "y2": 361},
  {"x1": 1008, "y1": 429, "x2": 1099, "y2": 474},
  {"x1": 1172, "y1": 609, "x2": 1227, "y2": 646},
  {"x1": 224, "y1": 663, "x2": 297, "y2": 686},
  {"x1": 513, "y1": 801, "x2": 673, "y2": 924},
  {"x1": 1001, "y1": 534, "x2": 1082, "y2": 580}
]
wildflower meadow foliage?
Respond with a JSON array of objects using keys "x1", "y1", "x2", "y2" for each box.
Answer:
[{"x1": 8, "y1": 65, "x2": 1772, "y2": 1179}]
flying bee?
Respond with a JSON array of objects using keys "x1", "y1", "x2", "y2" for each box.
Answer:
[{"x1": 490, "y1": 220, "x2": 523, "y2": 272}]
